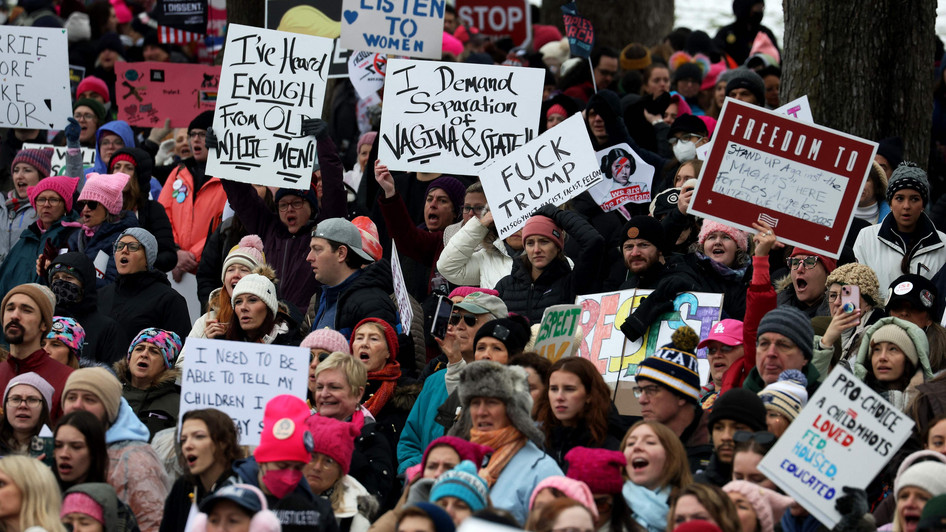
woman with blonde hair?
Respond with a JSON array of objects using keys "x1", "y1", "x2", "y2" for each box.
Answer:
[
  {"x1": 0, "y1": 454, "x2": 68, "y2": 532},
  {"x1": 621, "y1": 421, "x2": 693, "y2": 532},
  {"x1": 666, "y1": 484, "x2": 741, "y2": 532}
]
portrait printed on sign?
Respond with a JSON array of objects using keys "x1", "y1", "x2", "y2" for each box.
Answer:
[{"x1": 588, "y1": 143, "x2": 654, "y2": 212}]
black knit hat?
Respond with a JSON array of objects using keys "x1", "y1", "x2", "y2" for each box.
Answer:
[
  {"x1": 473, "y1": 315, "x2": 531, "y2": 357},
  {"x1": 886, "y1": 162, "x2": 930, "y2": 206},
  {"x1": 674, "y1": 63, "x2": 704, "y2": 83},
  {"x1": 188, "y1": 110, "x2": 214, "y2": 134},
  {"x1": 725, "y1": 68, "x2": 765, "y2": 105},
  {"x1": 621, "y1": 216, "x2": 667, "y2": 253},
  {"x1": 757, "y1": 306, "x2": 814, "y2": 360},
  {"x1": 707, "y1": 388, "x2": 767, "y2": 432},
  {"x1": 635, "y1": 326, "x2": 701, "y2": 404}
]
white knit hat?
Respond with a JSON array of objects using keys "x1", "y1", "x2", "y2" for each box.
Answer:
[
  {"x1": 231, "y1": 274, "x2": 278, "y2": 316},
  {"x1": 221, "y1": 235, "x2": 266, "y2": 283},
  {"x1": 895, "y1": 450, "x2": 946, "y2": 499}
]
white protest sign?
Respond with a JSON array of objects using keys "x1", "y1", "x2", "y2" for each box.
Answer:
[
  {"x1": 758, "y1": 366, "x2": 913, "y2": 528},
  {"x1": 348, "y1": 51, "x2": 387, "y2": 100},
  {"x1": 481, "y1": 113, "x2": 602, "y2": 239},
  {"x1": 695, "y1": 95, "x2": 815, "y2": 162},
  {"x1": 23, "y1": 143, "x2": 96, "y2": 176},
  {"x1": 378, "y1": 58, "x2": 544, "y2": 174},
  {"x1": 179, "y1": 337, "x2": 309, "y2": 446},
  {"x1": 207, "y1": 24, "x2": 334, "y2": 187},
  {"x1": 587, "y1": 143, "x2": 654, "y2": 212},
  {"x1": 391, "y1": 241, "x2": 414, "y2": 334},
  {"x1": 0, "y1": 26, "x2": 70, "y2": 130},
  {"x1": 340, "y1": 0, "x2": 444, "y2": 59},
  {"x1": 533, "y1": 304, "x2": 581, "y2": 362}
]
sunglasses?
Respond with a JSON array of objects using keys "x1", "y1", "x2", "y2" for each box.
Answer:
[
  {"x1": 733, "y1": 430, "x2": 777, "y2": 446},
  {"x1": 310, "y1": 350, "x2": 332, "y2": 363},
  {"x1": 449, "y1": 312, "x2": 479, "y2": 327},
  {"x1": 76, "y1": 200, "x2": 100, "y2": 212}
]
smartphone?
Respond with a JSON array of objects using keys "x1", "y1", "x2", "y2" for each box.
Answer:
[
  {"x1": 430, "y1": 295, "x2": 454, "y2": 340},
  {"x1": 841, "y1": 285, "x2": 860, "y2": 313}
]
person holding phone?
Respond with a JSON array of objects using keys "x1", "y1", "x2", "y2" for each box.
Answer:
[{"x1": 854, "y1": 317, "x2": 933, "y2": 410}]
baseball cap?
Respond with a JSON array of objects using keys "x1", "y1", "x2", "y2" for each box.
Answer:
[
  {"x1": 311, "y1": 218, "x2": 375, "y2": 263},
  {"x1": 199, "y1": 484, "x2": 264, "y2": 513},
  {"x1": 697, "y1": 319, "x2": 744, "y2": 350},
  {"x1": 453, "y1": 291, "x2": 508, "y2": 318},
  {"x1": 886, "y1": 274, "x2": 937, "y2": 314}
]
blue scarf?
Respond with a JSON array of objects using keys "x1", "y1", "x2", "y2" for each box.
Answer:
[{"x1": 622, "y1": 481, "x2": 671, "y2": 532}]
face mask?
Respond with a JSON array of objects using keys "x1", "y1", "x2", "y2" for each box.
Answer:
[
  {"x1": 673, "y1": 140, "x2": 697, "y2": 163},
  {"x1": 749, "y1": 11, "x2": 764, "y2": 24},
  {"x1": 262, "y1": 468, "x2": 302, "y2": 499},
  {"x1": 50, "y1": 279, "x2": 82, "y2": 304}
]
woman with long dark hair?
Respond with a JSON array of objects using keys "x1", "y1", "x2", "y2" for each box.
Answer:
[{"x1": 53, "y1": 410, "x2": 109, "y2": 492}]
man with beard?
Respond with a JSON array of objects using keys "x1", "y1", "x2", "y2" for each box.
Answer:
[
  {"x1": 0, "y1": 284, "x2": 73, "y2": 421},
  {"x1": 619, "y1": 216, "x2": 669, "y2": 289},
  {"x1": 696, "y1": 388, "x2": 767, "y2": 487}
]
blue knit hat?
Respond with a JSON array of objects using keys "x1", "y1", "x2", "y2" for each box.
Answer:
[
  {"x1": 407, "y1": 502, "x2": 456, "y2": 532},
  {"x1": 635, "y1": 326, "x2": 701, "y2": 404},
  {"x1": 429, "y1": 460, "x2": 489, "y2": 512}
]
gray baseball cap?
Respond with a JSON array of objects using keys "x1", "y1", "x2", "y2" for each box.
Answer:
[
  {"x1": 311, "y1": 218, "x2": 375, "y2": 263},
  {"x1": 454, "y1": 291, "x2": 509, "y2": 318}
]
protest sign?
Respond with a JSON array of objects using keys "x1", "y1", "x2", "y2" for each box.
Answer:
[
  {"x1": 695, "y1": 95, "x2": 815, "y2": 162},
  {"x1": 180, "y1": 337, "x2": 309, "y2": 446},
  {"x1": 23, "y1": 143, "x2": 95, "y2": 175},
  {"x1": 378, "y1": 58, "x2": 544, "y2": 175},
  {"x1": 533, "y1": 304, "x2": 582, "y2": 362},
  {"x1": 561, "y1": 2, "x2": 594, "y2": 59},
  {"x1": 116, "y1": 62, "x2": 220, "y2": 128},
  {"x1": 348, "y1": 51, "x2": 387, "y2": 100},
  {"x1": 155, "y1": 0, "x2": 208, "y2": 34},
  {"x1": 688, "y1": 98, "x2": 877, "y2": 259},
  {"x1": 68, "y1": 65, "x2": 85, "y2": 97},
  {"x1": 340, "y1": 0, "x2": 444, "y2": 59},
  {"x1": 587, "y1": 143, "x2": 654, "y2": 212},
  {"x1": 479, "y1": 113, "x2": 601, "y2": 239},
  {"x1": 391, "y1": 242, "x2": 414, "y2": 334},
  {"x1": 456, "y1": 0, "x2": 531, "y2": 46},
  {"x1": 206, "y1": 24, "x2": 333, "y2": 187},
  {"x1": 266, "y1": 0, "x2": 351, "y2": 79},
  {"x1": 0, "y1": 26, "x2": 70, "y2": 130},
  {"x1": 575, "y1": 289, "x2": 722, "y2": 384},
  {"x1": 758, "y1": 366, "x2": 913, "y2": 528}
]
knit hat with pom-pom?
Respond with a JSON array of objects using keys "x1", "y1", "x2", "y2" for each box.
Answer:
[
  {"x1": 635, "y1": 326, "x2": 701, "y2": 403},
  {"x1": 221, "y1": 235, "x2": 266, "y2": 283},
  {"x1": 758, "y1": 369, "x2": 809, "y2": 422}
]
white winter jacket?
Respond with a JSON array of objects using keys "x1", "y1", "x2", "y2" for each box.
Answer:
[
  {"x1": 436, "y1": 217, "x2": 513, "y2": 289},
  {"x1": 852, "y1": 212, "x2": 946, "y2": 290}
]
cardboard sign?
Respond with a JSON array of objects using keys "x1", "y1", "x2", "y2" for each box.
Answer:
[
  {"x1": 533, "y1": 304, "x2": 582, "y2": 362},
  {"x1": 348, "y1": 51, "x2": 387, "y2": 100},
  {"x1": 265, "y1": 0, "x2": 351, "y2": 79},
  {"x1": 561, "y1": 2, "x2": 593, "y2": 59},
  {"x1": 340, "y1": 0, "x2": 444, "y2": 59},
  {"x1": 155, "y1": 0, "x2": 208, "y2": 34},
  {"x1": 116, "y1": 62, "x2": 220, "y2": 128},
  {"x1": 758, "y1": 366, "x2": 913, "y2": 528},
  {"x1": 688, "y1": 98, "x2": 877, "y2": 259},
  {"x1": 479, "y1": 113, "x2": 601, "y2": 239},
  {"x1": 575, "y1": 289, "x2": 722, "y2": 384},
  {"x1": 0, "y1": 26, "x2": 70, "y2": 130},
  {"x1": 378, "y1": 58, "x2": 544, "y2": 175},
  {"x1": 455, "y1": 0, "x2": 531, "y2": 46},
  {"x1": 588, "y1": 143, "x2": 654, "y2": 211},
  {"x1": 206, "y1": 24, "x2": 334, "y2": 187},
  {"x1": 391, "y1": 242, "x2": 414, "y2": 334},
  {"x1": 180, "y1": 338, "x2": 309, "y2": 446},
  {"x1": 23, "y1": 143, "x2": 96, "y2": 176}
]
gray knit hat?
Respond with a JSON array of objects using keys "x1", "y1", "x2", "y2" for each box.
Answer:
[
  {"x1": 886, "y1": 162, "x2": 930, "y2": 206},
  {"x1": 757, "y1": 306, "x2": 814, "y2": 360},
  {"x1": 116, "y1": 227, "x2": 157, "y2": 270},
  {"x1": 725, "y1": 68, "x2": 765, "y2": 105},
  {"x1": 450, "y1": 361, "x2": 544, "y2": 447}
]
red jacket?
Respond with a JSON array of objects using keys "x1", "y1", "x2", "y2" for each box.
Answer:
[
  {"x1": 379, "y1": 191, "x2": 445, "y2": 295},
  {"x1": 0, "y1": 348, "x2": 74, "y2": 422},
  {"x1": 720, "y1": 255, "x2": 777, "y2": 394}
]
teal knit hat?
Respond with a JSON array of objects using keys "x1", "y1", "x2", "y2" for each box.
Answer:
[{"x1": 429, "y1": 460, "x2": 489, "y2": 512}]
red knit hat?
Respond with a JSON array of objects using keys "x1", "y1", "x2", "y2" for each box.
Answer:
[
  {"x1": 421, "y1": 436, "x2": 493, "y2": 471},
  {"x1": 76, "y1": 76, "x2": 110, "y2": 103},
  {"x1": 28, "y1": 176, "x2": 79, "y2": 212},
  {"x1": 304, "y1": 411, "x2": 364, "y2": 475},
  {"x1": 108, "y1": 152, "x2": 136, "y2": 172},
  {"x1": 564, "y1": 446, "x2": 626, "y2": 494},
  {"x1": 350, "y1": 318, "x2": 399, "y2": 362},
  {"x1": 254, "y1": 395, "x2": 314, "y2": 464},
  {"x1": 789, "y1": 247, "x2": 837, "y2": 274},
  {"x1": 523, "y1": 215, "x2": 564, "y2": 249}
]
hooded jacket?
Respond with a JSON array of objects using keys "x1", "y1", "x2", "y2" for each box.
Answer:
[
  {"x1": 64, "y1": 483, "x2": 141, "y2": 532},
  {"x1": 0, "y1": 190, "x2": 38, "y2": 262},
  {"x1": 436, "y1": 216, "x2": 515, "y2": 289},
  {"x1": 852, "y1": 211, "x2": 946, "y2": 290},
  {"x1": 47, "y1": 252, "x2": 127, "y2": 365},
  {"x1": 93, "y1": 121, "x2": 136, "y2": 174},
  {"x1": 115, "y1": 359, "x2": 182, "y2": 441},
  {"x1": 109, "y1": 147, "x2": 177, "y2": 272},
  {"x1": 97, "y1": 269, "x2": 192, "y2": 349},
  {"x1": 106, "y1": 398, "x2": 170, "y2": 532},
  {"x1": 585, "y1": 90, "x2": 667, "y2": 174},
  {"x1": 0, "y1": 211, "x2": 77, "y2": 297},
  {"x1": 713, "y1": 0, "x2": 781, "y2": 66},
  {"x1": 854, "y1": 316, "x2": 933, "y2": 411},
  {"x1": 67, "y1": 210, "x2": 139, "y2": 288}
]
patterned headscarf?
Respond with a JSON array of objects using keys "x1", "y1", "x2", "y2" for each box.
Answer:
[{"x1": 127, "y1": 328, "x2": 183, "y2": 368}]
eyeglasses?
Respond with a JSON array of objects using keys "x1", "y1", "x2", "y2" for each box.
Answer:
[
  {"x1": 73, "y1": 112, "x2": 96, "y2": 122},
  {"x1": 278, "y1": 199, "x2": 306, "y2": 212},
  {"x1": 462, "y1": 205, "x2": 489, "y2": 216},
  {"x1": 632, "y1": 384, "x2": 662, "y2": 399},
  {"x1": 787, "y1": 256, "x2": 820, "y2": 270},
  {"x1": 733, "y1": 430, "x2": 777, "y2": 446},
  {"x1": 100, "y1": 138, "x2": 124, "y2": 148},
  {"x1": 34, "y1": 196, "x2": 63, "y2": 206},
  {"x1": 189, "y1": 131, "x2": 207, "y2": 139},
  {"x1": 669, "y1": 135, "x2": 704, "y2": 146},
  {"x1": 76, "y1": 200, "x2": 100, "y2": 212},
  {"x1": 7, "y1": 396, "x2": 42, "y2": 407},
  {"x1": 114, "y1": 241, "x2": 143, "y2": 253},
  {"x1": 449, "y1": 312, "x2": 479, "y2": 327}
]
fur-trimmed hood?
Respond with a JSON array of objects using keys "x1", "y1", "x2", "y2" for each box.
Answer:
[
  {"x1": 114, "y1": 357, "x2": 182, "y2": 389},
  {"x1": 855, "y1": 316, "x2": 933, "y2": 381},
  {"x1": 449, "y1": 361, "x2": 545, "y2": 447}
]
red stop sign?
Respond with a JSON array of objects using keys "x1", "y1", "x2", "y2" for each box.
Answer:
[{"x1": 455, "y1": 0, "x2": 532, "y2": 46}]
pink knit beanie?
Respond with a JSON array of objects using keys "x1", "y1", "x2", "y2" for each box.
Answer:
[
  {"x1": 698, "y1": 220, "x2": 749, "y2": 252},
  {"x1": 723, "y1": 481, "x2": 794, "y2": 532},
  {"x1": 28, "y1": 176, "x2": 79, "y2": 212},
  {"x1": 301, "y1": 329, "x2": 351, "y2": 355},
  {"x1": 529, "y1": 476, "x2": 599, "y2": 520},
  {"x1": 79, "y1": 172, "x2": 130, "y2": 214},
  {"x1": 523, "y1": 215, "x2": 564, "y2": 250}
]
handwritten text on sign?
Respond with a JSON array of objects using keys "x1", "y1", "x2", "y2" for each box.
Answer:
[
  {"x1": 758, "y1": 366, "x2": 913, "y2": 528},
  {"x1": 378, "y1": 58, "x2": 544, "y2": 174},
  {"x1": 340, "y1": 0, "x2": 444, "y2": 59},
  {"x1": 207, "y1": 24, "x2": 334, "y2": 187},
  {"x1": 481, "y1": 113, "x2": 602, "y2": 239},
  {"x1": 179, "y1": 337, "x2": 309, "y2": 446},
  {"x1": 688, "y1": 98, "x2": 877, "y2": 259},
  {"x1": 0, "y1": 26, "x2": 70, "y2": 130},
  {"x1": 533, "y1": 304, "x2": 581, "y2": 362}
]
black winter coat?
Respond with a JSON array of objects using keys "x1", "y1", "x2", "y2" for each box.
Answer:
[
  {"x1": 112, "y1": 147, "x2": 177, "y2": 272},
  {"x1": 98, "y1": 270, "x2": 192, "y2": 349},
  {"x1": 334, "y1": 259, "x2": 399, "y2": 337}
]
